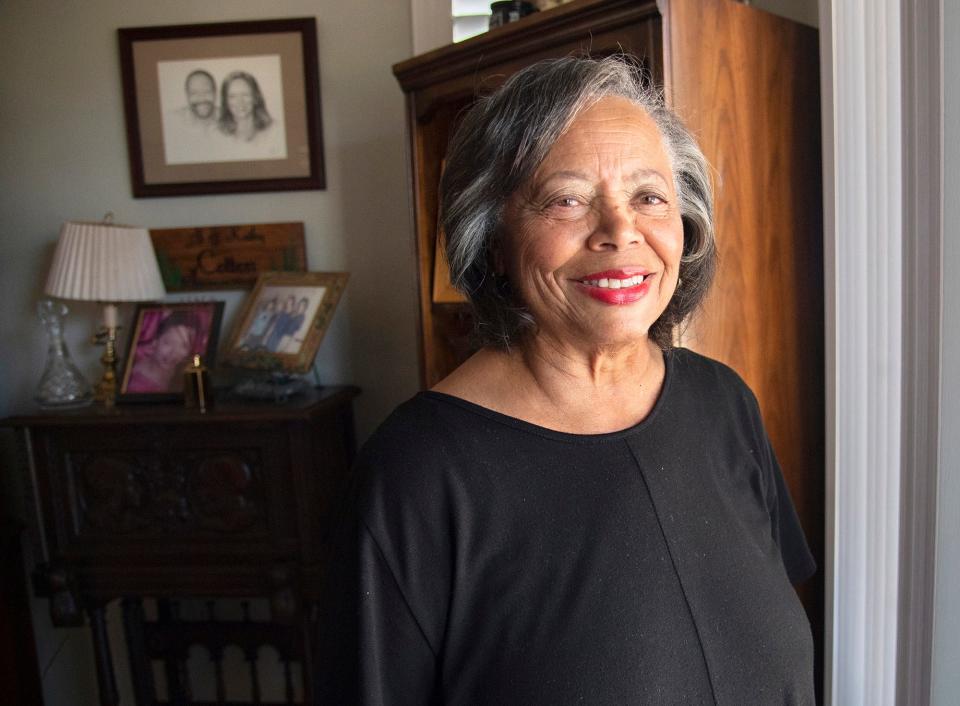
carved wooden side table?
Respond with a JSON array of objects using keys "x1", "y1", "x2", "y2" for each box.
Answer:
[{"x1": 5, "y1": 386, "x2": 358, "y2": 705}]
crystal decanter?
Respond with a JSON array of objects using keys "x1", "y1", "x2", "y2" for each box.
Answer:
[{"x1": 35, "y1": 298, "x2": 92, "y2": 408}]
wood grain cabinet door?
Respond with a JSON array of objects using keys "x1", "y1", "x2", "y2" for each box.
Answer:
[{"x1": 35, "y1": 422, "x2": 299, "y2": 595}]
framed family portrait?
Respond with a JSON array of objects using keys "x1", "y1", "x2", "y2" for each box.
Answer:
[
  {"x1": 224, "y1": 271, "x2": 348, "y2": 374},
  {"x1": 119, "y1": 301, "x2": 224, "y2": 402},
  {"x1": 118, "y1": 18, "x2": 325, "y2": 197}
]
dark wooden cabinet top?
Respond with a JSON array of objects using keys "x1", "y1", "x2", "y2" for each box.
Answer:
[
  {"x1": 393, "y1": 0, "x2": 659, "y2": 91},
  {"x1": 3, "y1": 385, "x2": 360, "y2": 428}
]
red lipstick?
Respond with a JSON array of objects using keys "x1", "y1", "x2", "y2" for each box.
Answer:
[
  {"x1": 579, "y1": 268, "x2": 651, "y2": 280},
  {"x1": 574, "y1": 268, "x2": 653, "y2": 305}
]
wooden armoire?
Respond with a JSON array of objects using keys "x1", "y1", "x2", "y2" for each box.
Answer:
[{"x1": 393, "y1": 0, "x2": 824, "y2": 685}]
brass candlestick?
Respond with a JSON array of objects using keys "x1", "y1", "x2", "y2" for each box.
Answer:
[
  {"x1": 184, "y1": 354, "x2": 213, "y2": 413},
  {"x1": 91, "y1": 325, "x2": 119, "y2": 407}
]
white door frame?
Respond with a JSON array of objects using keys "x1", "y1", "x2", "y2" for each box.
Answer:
[
  {"x1": 820, "y1": 0, "x2": 942, "y2": 704},
  {"x1": 896, "y1": 1, "x2": 942, "y2": 703}
]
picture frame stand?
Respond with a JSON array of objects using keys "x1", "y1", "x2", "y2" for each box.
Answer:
[{"x1": 231, "y1": 370, "x2": 310, "y2": 403}]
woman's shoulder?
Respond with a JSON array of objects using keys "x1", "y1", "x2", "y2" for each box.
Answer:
[
  {"x1": 667, "y1": 346, "x2": 762, "y2": 413},
  {"x1": 355, "y1": 393, "x2": 476, "y2": 493},
  {"x1": 362, "y1": 392, "x2": 471, "y2": 451}
]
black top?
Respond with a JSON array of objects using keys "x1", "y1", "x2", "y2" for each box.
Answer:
[{"x1": 316, "y1": 348, "x2": 816, "y2": 705}]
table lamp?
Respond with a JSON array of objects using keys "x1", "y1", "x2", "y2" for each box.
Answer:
[{"x1": 44, "y1": 215, "x2": 166, "y2": 406}]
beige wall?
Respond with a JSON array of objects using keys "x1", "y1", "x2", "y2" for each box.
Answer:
[
  {"x1": 0, "y1": 1, "x2": 417, "y2": 703},
  {"x1": 749, "y1": 0, "x2": 819, "y2": 26}
]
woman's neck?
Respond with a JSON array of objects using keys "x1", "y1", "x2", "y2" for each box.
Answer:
[
  {"x1": 433, "y1": 335, "x2": 667, "y2": 434},
  {"x1": 235, "y1": 115, "x2": 255, "y2": 140},
  {"x1": 523, "y1": 331, "x2": 659, "y2": 389}
]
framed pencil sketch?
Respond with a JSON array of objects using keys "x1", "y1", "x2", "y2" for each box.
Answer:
[
  {"x1": 118, "y1": 18, "x2": 325, "y2": 197},
  {"x1": 119, "y1": 301, "x2": 225, "y2": 402},
  {"x1": 224, "y1": 271, "x2": 348, "y2": 374}
]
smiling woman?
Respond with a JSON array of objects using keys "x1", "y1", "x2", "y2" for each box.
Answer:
[
  {"x1": 441, "y1": 58, "x2": 715, "y2": 358},
  {"x1": 218, "y1": 70, "x2": 273, "y2": 142},
  {"x1": 316, "y1": 56, "x2": 816, "y2": 705},
  {"x1": 499, "y1": 96, "x2": 685, "y2": 352}
]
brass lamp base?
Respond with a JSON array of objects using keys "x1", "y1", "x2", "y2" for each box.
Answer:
[{"x1": 92, "y1": 326, "x2": 119, "y2": 407}]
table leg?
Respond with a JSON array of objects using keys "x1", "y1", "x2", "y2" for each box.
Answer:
[
  {"x1": 122, "y1": 597, "x2": 155, "y2": 705},
  {"x1": 88, "y1": 601, "x2": 119, "y2": 706}
]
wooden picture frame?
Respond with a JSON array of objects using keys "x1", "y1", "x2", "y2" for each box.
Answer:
[
  {"x1": 119, "y1": 301, "x2": 225, "y2": 402},
  {"x1": 223, "y1": 272, "x2": 348, "y2": 374},
  {"x1": 118, "y1": 18, "x2": 325, "y2": 197}
]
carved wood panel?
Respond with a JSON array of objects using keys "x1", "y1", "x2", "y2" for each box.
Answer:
[
  {"x1": 37, "y1": 419, "x2": 298, "y2": 564},
  {"x1": 70, "y1": 449, "x2": 266, "y2": 536}
]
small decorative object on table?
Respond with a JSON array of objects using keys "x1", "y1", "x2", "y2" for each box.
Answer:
[
  {"x1": 34, "y1": 299, "x2": 92, "y2": 409},
  {"x1": 183, "y1": 354, "x2": 213, "y2": 412},
  {"x1": 232, "y1": 372, "x2": 310, "y2": 403},
  {"x1": 43, "y1": 215, "x2": 166, "y2": 407},
  {"x1": 489, "y1": 1, "x2": 538, "y2": 29},
  {"x1": 224, "y1": 271, "x2": 347, "y2": 400},
  {"x1": 118, "y1": 301, "x2": 224, "y2": 403}
]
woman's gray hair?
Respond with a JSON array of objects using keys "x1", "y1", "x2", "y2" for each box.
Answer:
[{"x1": 439, "y1": 55, "x2": 716, "y2": 350}]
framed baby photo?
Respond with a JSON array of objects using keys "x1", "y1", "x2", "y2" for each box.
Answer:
[
  {"x1": 118, "y1": 301, "x2": 225, "y2": 402},
  {"x1": 224, "y1": 271, "x2": 348, "y2": 374},
  {"x1": 118, "y1": 18, "x2": 325, "y2": 197}
]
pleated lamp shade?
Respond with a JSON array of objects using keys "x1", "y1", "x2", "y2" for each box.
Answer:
[{"x1": 45, "y1": 220, "x2": 166, "y2": 301}]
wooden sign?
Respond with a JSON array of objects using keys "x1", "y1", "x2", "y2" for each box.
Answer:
[{"x1": 150, "y1": 222, "x2": 307, "y2": 291}]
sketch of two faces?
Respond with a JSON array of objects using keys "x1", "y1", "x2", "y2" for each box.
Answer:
[{"x1": 159, "y1": 55, "x2": 288, "y2": 166}]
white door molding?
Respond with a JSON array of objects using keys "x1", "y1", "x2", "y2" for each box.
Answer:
[
  {"x1": 823, "y1": 0, "x2": 944, "y2": 703},
  {"x1": 897, "y1": 1, "x2": 942, "y2": 704},
  {"x1": 820, "y1": 0, "x2": 906, "y2": 704}
]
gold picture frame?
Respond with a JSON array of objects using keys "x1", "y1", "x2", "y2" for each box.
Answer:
[{"x1": 223, "y1": 271, "x2": 348, "y2": 373}]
